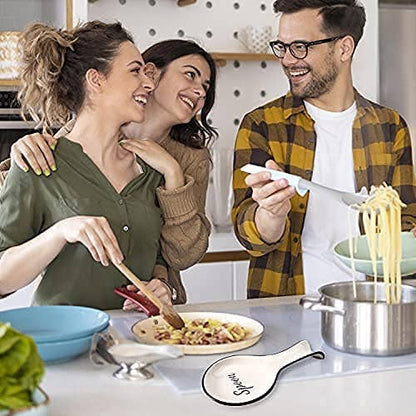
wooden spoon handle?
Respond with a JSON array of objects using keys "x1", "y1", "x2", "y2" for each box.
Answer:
[{"x1": 113, "y1": 262, "x2": 163, "y2": 310}]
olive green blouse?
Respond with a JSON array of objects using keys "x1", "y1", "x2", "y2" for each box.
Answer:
[{"x1": 0, "y1": 137, "x2": 164, "y2": 310}]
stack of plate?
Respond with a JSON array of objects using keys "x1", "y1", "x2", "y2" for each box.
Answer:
[{"x1": 0, "y1": 305, "x2": 110, "y2": 363}]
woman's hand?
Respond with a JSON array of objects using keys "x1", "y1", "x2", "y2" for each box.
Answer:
[
  {"x1": 412, "y1": 227, "x2": 416, "y2": 237},
  {"x1": 120, "y1": 138, "x2": 185, "y2": 190},
  {"x1": 122, "y1": 280, "x2": 171, "y2": 311},
  {"x1": 54, "y1": 216, "x2": 123, "y2": 266},
  {"x1": 10, "y1": 133, "x2": 57, "y2": 175}
]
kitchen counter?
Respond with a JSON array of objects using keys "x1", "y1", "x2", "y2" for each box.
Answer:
[
  {"x1": 42, "y1": 297, "x2": 416, "y2": 416},
  {"x1": 207, "y1": 230, "x2": 243, "y2": 253}
]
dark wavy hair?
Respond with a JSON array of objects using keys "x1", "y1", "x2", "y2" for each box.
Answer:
[
  {"x1": 273, "y1": 0, "x2": 366, "y2": 50},
  {"x1": 142, "y1": 39, "x2": 218, "y2": 149}
]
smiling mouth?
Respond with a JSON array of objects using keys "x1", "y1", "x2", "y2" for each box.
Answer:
[
  {"x1": 134, "y1": 95, "x2": 148, "y2": 106},
  {"x1": 179, "y1": 95, "x2": 195, "y2": 110},
  {"x1": 287, "y1": 68, "x2": 310, "y2": 80}
]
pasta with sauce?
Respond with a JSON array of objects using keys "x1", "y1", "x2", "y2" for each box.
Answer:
[{"x1": 153, "y1": 318, "x2": 250, "y2": 345}]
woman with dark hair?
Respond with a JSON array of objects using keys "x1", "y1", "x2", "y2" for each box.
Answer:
[
  {"x1": 0, "y1": 39, "x2": 218, "y2": 306},
  {"x1": 0, "y1": 21, "x2": 174, "y2": 309}
]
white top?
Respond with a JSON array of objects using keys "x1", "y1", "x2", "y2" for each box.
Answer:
[{"x1": 302, "y1": 101, "x2": 364, "y2": 294}]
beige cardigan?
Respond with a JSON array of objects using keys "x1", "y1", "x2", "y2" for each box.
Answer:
[{"x1": 0, "y1": 124, "x2": 211, "y2": 304}]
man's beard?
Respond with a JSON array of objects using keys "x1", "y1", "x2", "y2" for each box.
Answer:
[{"x1": 287, "y1": 52, "x2": 338, "y2": 99}]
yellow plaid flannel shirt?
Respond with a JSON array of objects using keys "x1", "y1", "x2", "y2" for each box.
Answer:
[{"x1": 232, "y1": 90, "x2": 416, "y2": 298}]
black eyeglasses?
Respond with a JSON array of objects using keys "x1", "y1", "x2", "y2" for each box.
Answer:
[{"x1": 269, "y1": 35, "x2": 346, "y2": 60}]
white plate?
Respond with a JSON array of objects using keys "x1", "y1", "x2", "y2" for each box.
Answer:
[{"x1": 131, "y1": 312, "x2": 264, "y2": 355}]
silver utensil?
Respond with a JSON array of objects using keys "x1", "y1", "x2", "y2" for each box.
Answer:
[
  {"x1": 90, "y1": 331, "x2": 183, "y2": 380},
  {"x1": 241, "y1": 164, "x2": 368, "y2": 206},
  {"x1": 91, "y1": 332, "x2": 153, "y2": 379}
]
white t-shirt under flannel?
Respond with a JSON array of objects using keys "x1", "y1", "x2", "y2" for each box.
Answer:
[{"x1": 302, "y1": 100, "x2": 364, "y2": 294}]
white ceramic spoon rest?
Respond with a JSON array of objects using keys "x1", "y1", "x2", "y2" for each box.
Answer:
[{"x1": 202, "y1": 340, "x2": 324, "y2": 406}]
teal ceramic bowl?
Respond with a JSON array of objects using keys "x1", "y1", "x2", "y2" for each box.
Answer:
[
  {"x1": 36, "y1": 333, "x2": 93, "y2": 364},
  {"x1": 0, "y1": 387, "x2": 49, "y2": 416},
  {"x1": 334, "y1": 231, "x2": 416, "y2": 276},
  {"x1": 0, "y1": 306, "x2": 109, "y2": 343}
]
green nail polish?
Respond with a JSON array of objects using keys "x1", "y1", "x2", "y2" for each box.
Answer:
[
  {"x1": 51, "y1": 165, "x2": 57, "y2": 172},
  {"x1": 50, "y1": 143, "x2": 56, "y2": 151},
  {"x1": 23, "y1": 167, "x2": 29, "y2": 173},
  {"x1": 44, "y1": 169, "x2": 51, "y2": 177},
  {"x1": 35, "y1": 169, "x2": 42, "y2": 176}
]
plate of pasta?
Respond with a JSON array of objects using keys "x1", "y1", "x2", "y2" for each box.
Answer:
[{"x1": 131, "y1": 312, "x2": 264, "y2": 355}]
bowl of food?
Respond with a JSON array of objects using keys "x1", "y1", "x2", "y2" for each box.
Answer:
[
  {"x1": 131, "y1": 312, "x2": 264, "y2": 355},
  {"x1": 0, "y1": 323, "x2": 48, "y2": 415},
  {"x1": 0, "y1": 388, "x2": 49, "y2": 416},
  {"x1": 334, "y1": 231, "x2": 416, "y2": 276}
]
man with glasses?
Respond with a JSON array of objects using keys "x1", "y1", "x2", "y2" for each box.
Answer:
[{"x1": 233, "y1": 0, "x2": 416, "y2": 297}]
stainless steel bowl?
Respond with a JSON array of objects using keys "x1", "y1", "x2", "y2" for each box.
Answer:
[{"x1": 300, "y1": 281, "x2": 416, "y2": 356}]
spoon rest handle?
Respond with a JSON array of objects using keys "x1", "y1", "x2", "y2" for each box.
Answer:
[{"x1": 268, "y1": 340, "x2": 324, "y2": 372}]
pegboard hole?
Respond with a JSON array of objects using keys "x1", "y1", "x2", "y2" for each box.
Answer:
[
  {"x1": 260, "y1": 90, "x2": 266, "y2": 97},
  {"x1": 261, "y1": 61, "x2": 267, "y2": 69},
  {"x1": 206, "y1": 1, "x2": 213, "y2": 8},
  {"x1": 233, "y1": 2, "x2": 240, "y2": 10},
  {"x1": 206, "y1": 30, "x2": 213, "y2": 38},
  {"x1": 149, "y1": 28, "x2": 156, "y2": 36},
  {"x1": 234, "y1": 90, "x2": 240, "y2": 97},
  {"x1": 233, "y1": 118, "x2": 240, "y2": 126},
  {"x1": 260, "y1": 3, "x2": 266, "y2": 11},
  {"x1": 148, "y1": 0, "x2": 156, "y2": 5},
  {"x1": 177, "y1": 29, "x2": 185, "y2": 37},
  {"x1": 233, "y1": 61, "x2": 240, "y2": 68}
]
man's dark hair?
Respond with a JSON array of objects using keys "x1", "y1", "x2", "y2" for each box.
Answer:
[{"x1": 273, "y1": 0, "x2": 366, "y2": 50}]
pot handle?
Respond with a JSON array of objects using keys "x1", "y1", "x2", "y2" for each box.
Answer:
[{"x1": 300, "y1": 296, "x2": 345, "y2": 316}]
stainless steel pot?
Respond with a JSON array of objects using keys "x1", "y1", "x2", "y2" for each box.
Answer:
[{"x1": 300, "y1": 281, "x2": 416, "y2": 356}]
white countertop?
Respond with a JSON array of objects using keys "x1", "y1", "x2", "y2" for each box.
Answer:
[
  {"x1": 207, "y1": 230, "x2": 244, "y2": 252},
  {"x1": 42, "y1": 297, "x2": 416, "y2": 416}
]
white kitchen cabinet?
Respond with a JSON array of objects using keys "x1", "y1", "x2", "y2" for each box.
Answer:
[
  {"x1": 232, "y1": 260, "x2": 249, "y2": 300},
  {"x1": 181, "y1": 260, "x2": 249, "y2": 304}
]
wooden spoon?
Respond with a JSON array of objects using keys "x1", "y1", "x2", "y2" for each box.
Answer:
[{"x1": 113, "y1": 262, "x2": 185, "y2": 329}]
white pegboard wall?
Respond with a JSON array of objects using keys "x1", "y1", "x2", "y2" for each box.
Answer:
[
  {"x1": 89, "y1": 0, "x2": 279, "y2": 53},
  {"x1": 89, "y1": 0, "x2": 285, "y2": 150},
  {"x1": 88, "y1": 0, "x2": 378, "y2": 151}
]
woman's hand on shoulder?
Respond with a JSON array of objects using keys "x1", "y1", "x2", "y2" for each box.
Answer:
[
  {"x1": 10, "y1": 133, "x2": 57, "y2": 176},
  {"x1": 120, "y1": 138, "x2": 185, "y2": 190},
  {"x1": 54, "y1": 216, "x2": 123, "y2": 266}
]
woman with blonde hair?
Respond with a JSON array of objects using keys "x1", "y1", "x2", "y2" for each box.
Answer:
[
  {"x1": 1, "y1": 39, "x2": 218, "y2": 306},
  {"x1": 0, "y1": 21, "x2": 173, "y2": 309}
]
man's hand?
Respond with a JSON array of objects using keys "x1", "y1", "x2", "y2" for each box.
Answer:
[{"x1": 246, "y1": 160, "x2": 296, "y2": 244}]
